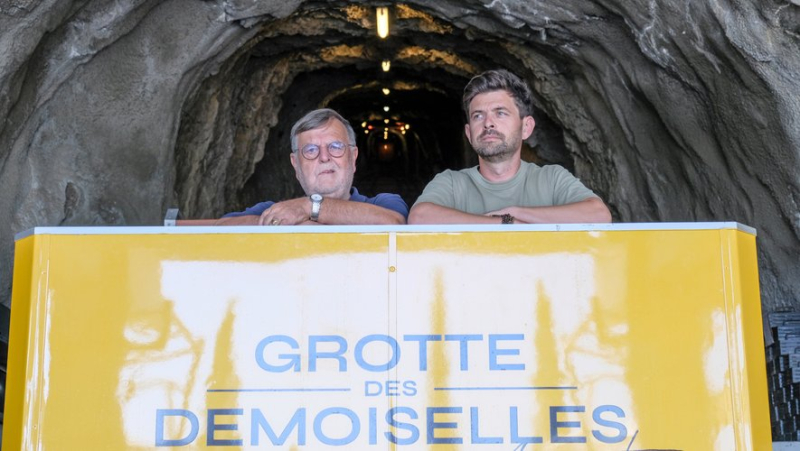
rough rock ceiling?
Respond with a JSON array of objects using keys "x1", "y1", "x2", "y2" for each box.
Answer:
[{"x1": 0, "y1": 0, "x2": 798, "y2": 310}]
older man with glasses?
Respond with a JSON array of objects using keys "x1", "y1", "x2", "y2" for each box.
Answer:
[{"x1": 217, "y1": 108, "x2": 408, "y2": 225}]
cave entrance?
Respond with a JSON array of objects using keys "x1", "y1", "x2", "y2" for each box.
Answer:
[{"x1": 174, "y1": 5, "x2": 577, "y2": 217}]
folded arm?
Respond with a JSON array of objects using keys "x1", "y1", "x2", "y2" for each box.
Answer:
[
  {"x1": 410, "y1": 197, "x2": 611, "y2": 225},
  {"x1": 486, "y1": 197, "x2": 612, "y2": 224},
  {"x1": 409, "y1": 202, "x2": 507, "y2": 224},
  {"x1": 217, "y1": 197, "x2": 405, "y2": 226}
]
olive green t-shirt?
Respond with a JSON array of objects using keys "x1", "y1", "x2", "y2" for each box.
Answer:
[{"x1": 414, "y1": 161, "x2": 597, "y2": 214}]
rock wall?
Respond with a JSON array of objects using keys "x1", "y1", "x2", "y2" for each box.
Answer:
[{"x1": 0, "y1": 0, "x2": 798, "y2": 310}]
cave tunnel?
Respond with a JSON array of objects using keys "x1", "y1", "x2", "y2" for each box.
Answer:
[
  {"x1": 172, "y1": 4, "x2": 590, "y2": 220},
  {"x1": 0, "y1": 0, "x2": 799, "y2": 440}
]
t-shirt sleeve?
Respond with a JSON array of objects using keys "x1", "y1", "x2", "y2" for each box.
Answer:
[
  {"x1": 549, "y1": 166, "x2": 598, "y2": 205},
  {"x1": 369, "y1": 194, "x2": 410, "y2": 219},
  {"x1": 221, "y1": 201, "x2": 274, "y2": 218},
  {"x1": 413, "y1": 170, "x2": 456, "y2": 208}
]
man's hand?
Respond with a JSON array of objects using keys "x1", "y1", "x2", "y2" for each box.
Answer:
[
  {"x1": 483, "y1": 207, "x2": 524, "y2": 224},
  {"x1": 258, "y1": 197, "x2": 311, "y2": 226}
]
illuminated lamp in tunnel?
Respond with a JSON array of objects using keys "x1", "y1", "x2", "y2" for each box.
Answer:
[{"x1": 376, "y1": 7, "x2": 390, "y2": 39}]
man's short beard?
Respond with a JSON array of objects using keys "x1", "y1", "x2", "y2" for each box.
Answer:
[
  {"x1": 475, "y1": 142, "x2": 515, "y2": 162},
  {"x1": 473, "y1": 131, "x2": 520, "y2": 163}
]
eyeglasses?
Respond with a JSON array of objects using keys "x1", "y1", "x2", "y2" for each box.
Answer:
[{"x1": 298, "y1": 141, "x2": 351, "y2": 160}]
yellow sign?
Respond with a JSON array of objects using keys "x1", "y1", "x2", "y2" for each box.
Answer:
[{"x1": 3, "y1": 224, "x2": 770, "y2": 449}]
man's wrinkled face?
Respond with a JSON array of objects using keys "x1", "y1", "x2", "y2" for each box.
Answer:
[
  {"x1": 290, "y1": 118, "x2": 358, "y2": 200},
  {"x1": 465, "y1": 90, "x2": 535, "y2": 163}
]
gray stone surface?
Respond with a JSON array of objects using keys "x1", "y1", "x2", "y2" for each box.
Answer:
[{"x1": 0, "y1": 0, "x2": 798, "y2": 315}]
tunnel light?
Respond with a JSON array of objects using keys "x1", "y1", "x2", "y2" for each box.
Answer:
[
  {"x1": 376, "y1": 7, "x2": 390, "y2": 39},
  {"x1": 382, "y1": 88, "x2": 391, "y2": 95},
  {"x1": 382, "y1": 60, "x2": 391, "y2": 72},
  {"x1": 361, "y1": 121, "x2": 367, "y2": 128},
  {"x1": 384, "y1": 119, "x2": 390, "y2": 124},
  {"x1": 404, "y1": 124, "x2": 410, "y2": 130},
  {"x1": 364, "y1": 130, "x2": 369, "y2": 134},
  {"x1": 383, "y1": 106, "x2": 390, "y2": 112}
]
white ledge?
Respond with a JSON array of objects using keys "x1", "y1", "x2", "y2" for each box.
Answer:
[{"x1": 15, "y1": 222, "x2": 757, "y2": 241}]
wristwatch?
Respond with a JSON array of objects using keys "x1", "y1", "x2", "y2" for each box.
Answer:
[{"x1": 309, "y1": 194, "x2": 323, "y2": 222}]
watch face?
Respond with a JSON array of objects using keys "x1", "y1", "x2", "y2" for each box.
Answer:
[{"x1": 311, "y1": 194, "x2": 323, "y2": 202}]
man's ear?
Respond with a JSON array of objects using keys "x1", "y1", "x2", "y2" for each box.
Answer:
[
  {"x1": 522, "y1": 116, "x2": 535, "y2": 140},
  {"x1": 351, "y1": 146, "x2": 359, "y2": 171},
  {"x1": 464, "y1": 123, "x2": 472, "y2": 141}
]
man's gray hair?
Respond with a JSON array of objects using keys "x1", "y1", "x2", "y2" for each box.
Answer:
[
  {"x1": 290, "y1": 108, "x2": 357, "y2": 152},
  {"x1": 462, "y1": 69, "x2": 534, "y2": 119}
]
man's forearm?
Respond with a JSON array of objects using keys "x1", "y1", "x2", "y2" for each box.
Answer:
[
  {"x1": 408, "y1": 202, "x2": 503, "y2": 224},
  {"x1": 503, "y1": 197, "x2": 612, "y2": 224},
  {"x1": 214, "y1": 215, "x2": 260, "y2": 226},
  {"x1": 316, "y1": 198, "x2": 405, "y2": 225},
  {"x1": 217, "y1": 197, "x2": 405, "y2": 226}
]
